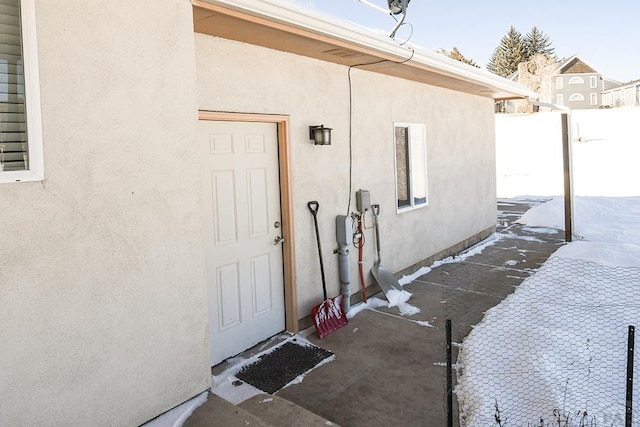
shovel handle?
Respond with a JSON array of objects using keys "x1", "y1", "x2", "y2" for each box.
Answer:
[
  {"x1": 371, "y1": 204, "x2": 382, "y2": 256},
  {"x1": 308, "y1": 201, "x2": 319, "y2": 216},
  {"x1": 307, "y1": 200, "x2": 328, "y2": 300}
]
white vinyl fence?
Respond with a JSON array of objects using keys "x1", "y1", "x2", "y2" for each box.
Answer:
[{"x1": 495, "y1": 107, "x2": 640, "y2": 198}]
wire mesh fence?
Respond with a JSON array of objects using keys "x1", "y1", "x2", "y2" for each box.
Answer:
[{"x1": 455, "y1": 256, "x2": 640, "y2": 427}]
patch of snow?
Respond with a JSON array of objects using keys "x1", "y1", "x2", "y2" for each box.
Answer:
[
  {"x1": 385, "y1": 289, "x2": 420, "y2": 316},
  {"x1": 398, "y1": 266, "x2": 432, "y2": 285},
  {"x1": 346, "y1": 297, "x2": 387, "y2": 319},
  {"x1": 499, "y1": 231, "x2": 545, "y2": 243},
  {"x1": 519, "y1": 196, "x2": 640, "y2": 244},
  {"x1": 414, "y1": 320, "x2": 434, "y2": 328},
  {"x1": 552, "y1": 241, "x2": 640, "y2": 268},
  {"x1": 347, "y1": 292, "x2": 420, "y2": 318},
  {"x1": 213, "y1": 376, "x2": 264, "y2": 405},
  {"x1": 520, "y1": 226, "x2": 559, "y2": 234},
  {"x1": 142, "y1": 392, "x2": 208, "y2": 427}
]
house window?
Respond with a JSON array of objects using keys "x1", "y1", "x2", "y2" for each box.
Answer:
[
  {"x1": 556, "y1": 77, "x2": 563, "y2": 89},
  {"x1": 556, "y1": 94, "x2": 564, "y2": 105},
  {"x1": 569, "y1": 94, "x2": 585, "y2": 102},
  {"x1": 0, "y1": 0, "x2": 43, "y2": 183},
  {"x1": 568, "y1": 76, "x2": 584, "y2": 85},
  {"x1": 590, "y1": 76, "x2": 597, "y2": 89},
  {"x1": 590, "y1": 93, "x2": 597, "y2": 105},
  {"x1": 394, "y1": 123, "x2": 428, "y2": 211}
]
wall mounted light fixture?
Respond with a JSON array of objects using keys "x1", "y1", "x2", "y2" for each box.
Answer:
[{"x1": 309, "y1": 125, "x2": 332, "y2": 145}]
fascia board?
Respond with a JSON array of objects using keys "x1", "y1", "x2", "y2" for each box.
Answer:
[{"x1": 194, "y1": 0, "x2": 538, "y2": 100}]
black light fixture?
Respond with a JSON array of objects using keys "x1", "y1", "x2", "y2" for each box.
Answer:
[{"x1": 309, "y1": 125, "x2": 332, "y2": 145}]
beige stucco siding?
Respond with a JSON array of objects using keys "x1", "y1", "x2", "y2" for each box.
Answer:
[
  {"x1": 195, "y1": 34, "x2": 497, "y2": 317},
  {"x1": 0, "y1": 1, "x2": 210, "y2": 426}
]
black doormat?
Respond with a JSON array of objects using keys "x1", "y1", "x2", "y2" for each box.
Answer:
[{"x1": 235, "y1": 339, "x2": 334, "y2": 394}]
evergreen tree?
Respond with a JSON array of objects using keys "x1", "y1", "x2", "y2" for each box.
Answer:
[
  {"x1": 524, "y1": 27, "x2": 555, "y2": 59},
  {"x1": 438, "y1": 47, "x2": 479, "y2": 68},
  {"x1": 486, "y1": 26, "x2": 525, "y2": 77},
  {"x1": 487, "y1": 47, "x2": 505, "y2": 75}
]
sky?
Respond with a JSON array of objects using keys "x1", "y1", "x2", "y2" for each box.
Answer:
[{"x1": 288, "y1": 0, "x2": 640, "y2": 83}]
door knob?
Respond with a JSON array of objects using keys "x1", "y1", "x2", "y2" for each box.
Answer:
[{"x1": 273, "y1": 235, "x2": 285, "y2": 245}]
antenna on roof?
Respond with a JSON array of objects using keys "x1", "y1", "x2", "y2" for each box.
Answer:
[
  {"x1": 387, "y1": 0, "x2": 410, "y2": 38},
  {"x1": 355, "y1": 0, "x2": 411, "y2": 39},
  {"x1": 355, "y1": 0, "x2": 391, "y2": 14}
]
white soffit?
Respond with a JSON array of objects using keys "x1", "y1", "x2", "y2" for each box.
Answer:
[{"x1": 192, "y1": 0, "x2": 538, "y2": 100}]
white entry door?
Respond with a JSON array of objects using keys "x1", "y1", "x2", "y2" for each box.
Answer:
[{"x1": 199, "y1": 120, "x2": 285, "y2": 366}]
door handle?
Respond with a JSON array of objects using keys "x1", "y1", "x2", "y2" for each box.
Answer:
[{"x1": 273, "y1": 235, "x2": 285, "y2": 245}]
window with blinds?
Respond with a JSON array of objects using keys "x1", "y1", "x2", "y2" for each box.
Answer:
[
  {"x1": 0, "y1": 0, "x2": 27, "y2": 173},
  {"x1": 394, "y1": 123, "x2": 428, "y2": 212}
]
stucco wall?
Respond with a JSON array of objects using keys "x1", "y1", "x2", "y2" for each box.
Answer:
[
  {"x1": 195, "y1": 34, "x2": 497, "y2": 317},
  {"x1": 0, "y1": 1, "x2": 210, "y2": 425}
]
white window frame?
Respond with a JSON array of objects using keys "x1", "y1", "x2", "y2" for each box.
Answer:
[
  {"x1": 569, "y1": 93, "x2": 585, "y2": 102},
  {"x1": 556, "y1": 77, "x2": 563, "y2": 90},
  {"x1": 590, "y1": 93, "x2": 598, "y2": 105},
  {"x1": 393, "y1": 122, "x2": 428, "y2": 213},
  {"x1": 590, "y1": 76, "x2": 598, "y2": 89},
  {"x1": 568, "y1": 76, "x2": 584, "y2": 85},
  {"x1": 0, "y1": 0, "x2": 43, "y2": 184},
  {"x1": 556, "y1": 94, "x2": 564, "y2": 105}
]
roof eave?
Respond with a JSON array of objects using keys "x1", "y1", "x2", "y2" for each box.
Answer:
[{"x1": 192, "y1": 0, "x2": 537, "y2": 100}]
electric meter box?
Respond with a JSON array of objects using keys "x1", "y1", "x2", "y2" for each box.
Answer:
[{"x1": 356, "y1": 189, "x2": 371, "y2": 213}]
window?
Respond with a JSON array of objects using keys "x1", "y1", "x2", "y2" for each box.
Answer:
[
  {"x1": 394, "y1": 123, "x2": 428, "y2": 211},
  {"x1": 556, "y1": 77, "x2": 563, "y2": 89},
  {"x1": 569, "y1": 93, "x2": 585, "y2": 102},
  {"x1": 568, "y1": 76, "x2": 584, "y2": 85},
  {"x1": 556, "y1": 94, "x2": 564, "y2": 105},
  {"x1": 590, "y1": 93, "x2": 597, "y2": 105},
  {"x1": 0, "y1": 0, "x2": 43, "y2": 183},
  {"x1": 590, "y1": 76, "x2": 598, "y2": 89}
]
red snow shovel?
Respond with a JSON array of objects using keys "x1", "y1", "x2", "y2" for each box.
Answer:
[{"x1": 308, "y1": 201, "x2": 348, "y2": 339}]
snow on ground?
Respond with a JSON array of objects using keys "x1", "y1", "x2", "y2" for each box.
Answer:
[
  {"x1": 520, "y1": 196, "x2": 640, "y2": 243},
  {"x1": 457, "y1": 196, "x2": 640, "y2": 426}
]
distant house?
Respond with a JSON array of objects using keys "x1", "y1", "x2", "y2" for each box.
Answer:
[
  {"x1": 505, "y1": 54, "x2": 620, "y2": 112},
  {"x1": 552, "y1": 55, "x2": 620, "y2": 109},
  {"x1": 601, "y1": 79, "x2": 640, "y2": 108}
]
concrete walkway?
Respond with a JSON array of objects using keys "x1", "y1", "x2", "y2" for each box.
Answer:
[{"x1": 186, "y1": 199, "x2": 565, "y2": 426}]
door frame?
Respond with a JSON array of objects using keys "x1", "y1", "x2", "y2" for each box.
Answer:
[{"x1": 198, "y1": 110, "x2": 298, "y2": 333}]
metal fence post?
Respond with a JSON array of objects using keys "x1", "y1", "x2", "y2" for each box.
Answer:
[
  {"x1": 627, "y1": 325, "x2": 635, "y2": 427},
  {"x1": 447, "y1": 319, "x2": 453, "y2": 427}
]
